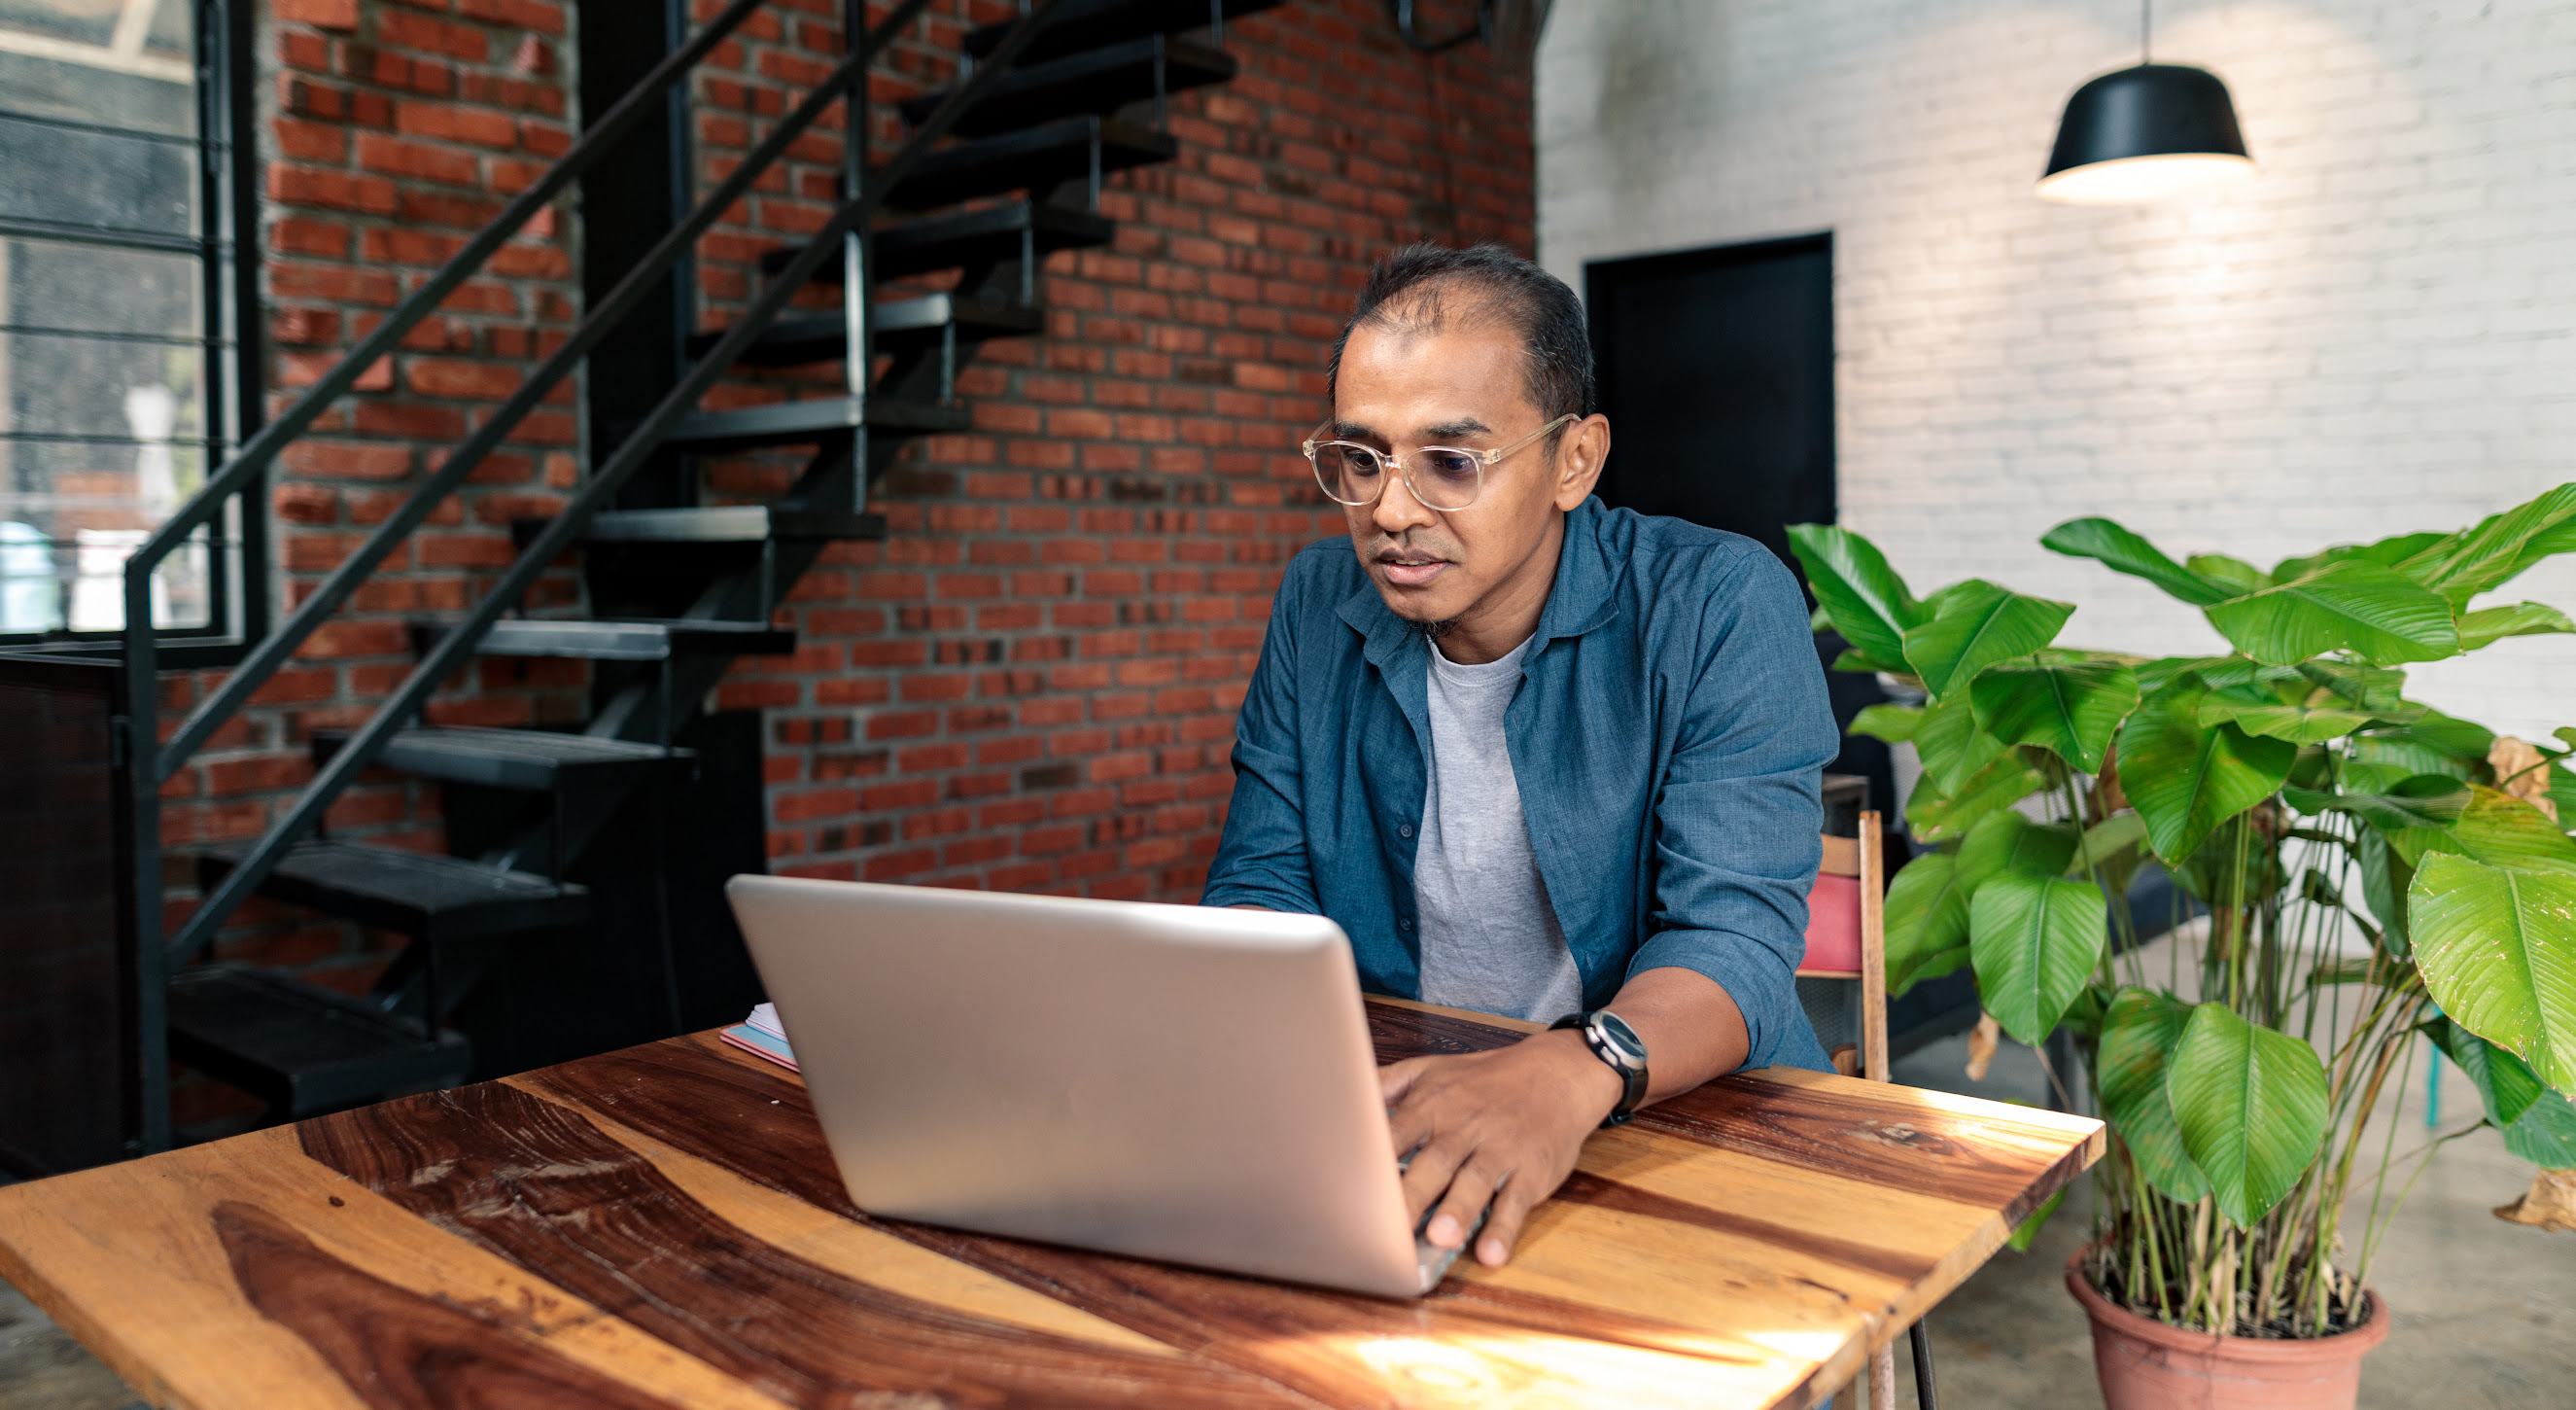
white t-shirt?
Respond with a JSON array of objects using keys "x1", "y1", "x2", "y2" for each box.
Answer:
[{"x1": 1411, "y1": 634, "x2": 1585, "y2": 1023}]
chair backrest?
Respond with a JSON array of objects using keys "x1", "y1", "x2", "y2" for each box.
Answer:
[{"x1": 1800, "y1": 810, "x2": 1889, "y2": 1081}]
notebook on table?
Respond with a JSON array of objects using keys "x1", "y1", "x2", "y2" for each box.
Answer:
[{"x1": 720, "y1": 1002, "x2": 798, "y2": 1072}]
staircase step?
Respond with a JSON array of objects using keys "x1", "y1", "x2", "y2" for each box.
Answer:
[
  {"x1": 168, "y1": 964, "x2": 470, "y2": 1118},
  {"x1": 763, "y1": 200, "x2": 1116, "y2": 286},
  {"x1": 685, "y1": 294, "x2": 1045, "y2": 368},
  {"x1": 660, "y1": 395, "x2": 969, "y2": 452},
  {"x1": 195, "y1": 840, "x2": 590, "y2": 942},
  {"x1": 966, "y1": 0, "x2": 1289, "y2": 63},
  {"x1": 310, "y1": 726, "x2": 690, "y2": 792},
  {"x1": 542, "y1": 506, "x2": 888, "y2": 545},
  {"x1": 887, "y1": 115, "x2": 1175, "y2": 212},
  {"x1": 409, "y1": 617, "x2": 799, "y2": 661},
  {"x1": 901, "y1": 35, "x2": 1235, "y2": 135}
]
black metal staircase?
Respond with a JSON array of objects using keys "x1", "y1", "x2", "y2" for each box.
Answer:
[{"x1": 110, "y1": 0, "x2": 1288, "y2": 1142}]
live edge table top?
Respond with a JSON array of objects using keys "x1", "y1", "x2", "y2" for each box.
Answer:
[{"x1": 0, "y1": 1000, "x2": 2102, "y2": 1410}]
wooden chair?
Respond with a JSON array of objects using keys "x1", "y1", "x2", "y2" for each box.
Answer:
[{"x1": 1797, "y1": 810, "x2": 1939, "y2": 1410}]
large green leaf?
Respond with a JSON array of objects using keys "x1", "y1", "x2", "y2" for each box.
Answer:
[
  {"x1": 2303, "y1": 773, "x2": 2472, "y2": 864},
  {"x1": 1905, "y1": 753, "x2": 2045, "y2": 843},
  {"x1": 1968, "y1": 872, "x2": 2107, "y2": 1045},
  {"x1": 2297, "y1": 659, "x2": 2415, "y2": 715},
  {"x1": 1969, "y1": 658, "x2": 2139, "y2": 773},
  {"x1": 2501, "y1": 513, "x2": 2576, "y2": 589},
  {"x1": 1914, "y1": 692, "x2": 2008, "y2": 794},
  {"x1": 2434, "y1": 787, "x2": 2576, "y2": 874},
  {"x1": 2356, "y1": 827, "x2": 2415, "y2": 954},
  {"x1": 1787, "y1": 524, "x2": 1920, "y2": 672},
  {"x1": 2504, "y1": 1088, "x2": 2576, "y2": 1167},
  {"x1": 1848, "y1": 703, "x2": 1922, "y2": 745},
  {"x1": 2136, "y1": 654, "x2": 2235, "y2": 697},
  {"x1": 1884, "y1": 854, "x2": 1971, "y2": 997},
  {"x1": 2115, "y1": 687, "x2": 2298, "y2": 864},
  {"x1": 2273, "y1": 531, "x2": 2448, "y2": 584},
  {"x1": 2423, "y1": 1015, "x2": 2547, "y2": 1126},
  {"x1": 2421, "y1": 1016, "x2": 2576, "y2": 1167},
  {"x1": 1901, "y1": 581, "x2": 2076, "y2": 700},
  {"x1": 2040, "y1": 518, "x2": 2234, "y2": 607},
  {"x1": 2399, "y1": 708, "x2": 2499, "y2": 763},
  {"x1": 2196, "y1": 680, "x2": 2380, "y2": 744},
  {"x1": 2392, "y1": 482, "x2": 2576, "y2": 607},
  {"x1": 2457, "y1": 601, "x2": 2576, "y2": 652},
  {"x1": 2167, "y1": 1004, "x2": 2332, "y2": 1225},
  {"x1": 2410, "y1": 854, "x2": 2576, "y2": 1093},
  {"x1": 2067, "y1": 810, "x2": 2149, "y2": 877},
  {"x1": 1957, "y1": 809, "x2": 2081, "y2": 889},
  {"x1": 2097, "y1": 988, "x2": 2211, "y2": 1203},
  {"x1": 2203, "y1": 559, "x2": 2461, "y2": 666},
  {"x1": 2188, "y1": 553, "x2": 2271, "y2": 596}
]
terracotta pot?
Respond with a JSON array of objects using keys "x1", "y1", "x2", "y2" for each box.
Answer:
[{"x1": 2064, "y1": 1249, "x2": 2389, "y2": 1410}]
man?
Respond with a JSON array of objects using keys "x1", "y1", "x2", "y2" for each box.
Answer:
[{"x1": 1201, "y1": 244, "x2": 1840, "y2": 1273}]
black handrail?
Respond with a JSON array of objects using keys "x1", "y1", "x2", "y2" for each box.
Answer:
[
  {"x1": 156, "y1": 0, "x2": 1066, "y2": 969},
  {"x1": 141, "y1": 0, "x2": 776, "y2": 775}
]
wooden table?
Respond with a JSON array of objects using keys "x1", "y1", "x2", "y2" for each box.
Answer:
[{"x1": 0, "y1": 999, "x2": 2100, "y2": 1409}]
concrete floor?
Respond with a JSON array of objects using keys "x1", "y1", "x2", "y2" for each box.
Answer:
[
  {"x1": 5, "y1": 1014, "x2": 2569, "y2": 1409},
  {"x1": 0, "y1": 1255, "x2": 138, "y2": 1410}
]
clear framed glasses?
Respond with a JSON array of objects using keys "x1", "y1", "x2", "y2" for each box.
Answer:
[{"x1": 1302, "y1": 412, "x2": 1578, "y2": 511}]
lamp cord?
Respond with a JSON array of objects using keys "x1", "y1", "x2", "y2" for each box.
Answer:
[{"x1": 2141, "y1": 0, "x2": 2152, "y2": 63}]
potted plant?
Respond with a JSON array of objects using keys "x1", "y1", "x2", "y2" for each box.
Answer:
[{"x1": 1789, "y1": 486, "x2": 2576, "y2": 1410}]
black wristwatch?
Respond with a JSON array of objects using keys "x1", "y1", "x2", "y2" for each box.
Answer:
[{"x1": 1550, "y1": 1009, "x2": 1650, "y2": 1127}]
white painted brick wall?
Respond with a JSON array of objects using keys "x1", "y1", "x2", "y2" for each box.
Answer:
[{"x1": 1539, "y1": 0, "x2": 2576, "y2": 739}]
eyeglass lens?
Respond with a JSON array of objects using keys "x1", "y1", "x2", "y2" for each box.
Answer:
[{"x1": 1312, "y1": 443, "x2": 1482, "y2": 510}]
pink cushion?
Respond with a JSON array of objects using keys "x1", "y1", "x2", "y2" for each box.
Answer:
[{"x1": 1801, "y1": 870, "x2": 1863, "y2": 972}]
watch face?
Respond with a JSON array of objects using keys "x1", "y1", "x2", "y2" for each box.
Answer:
[{"x1": 1594, "y1": 1011, "x2": 1647, "y2": 1069}]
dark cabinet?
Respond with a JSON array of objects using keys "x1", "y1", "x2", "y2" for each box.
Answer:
[{"x1": 0, "y1": 655, "x2": 146, "y2": 1174}]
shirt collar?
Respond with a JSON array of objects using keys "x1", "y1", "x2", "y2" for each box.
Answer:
[{"x1": 1335, "y1": 496, "x2": 1624, "y2": 664}]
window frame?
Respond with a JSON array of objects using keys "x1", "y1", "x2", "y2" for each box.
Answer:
[{"x1": 0, "y1": 0, "x2": 264, "y2": 670}]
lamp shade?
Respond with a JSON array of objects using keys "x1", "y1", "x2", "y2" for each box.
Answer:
[{"x1": 2037, "y1": 63, "x2": 2253, "y2": 203}]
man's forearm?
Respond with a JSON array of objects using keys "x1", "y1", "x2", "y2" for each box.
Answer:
[{"x1": 1603, "y1": 965, "x2": 1751, "y2": 1104}]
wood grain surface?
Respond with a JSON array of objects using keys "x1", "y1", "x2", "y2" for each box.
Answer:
[{"x1": 0, "y1": 1000, "x2": 2101, "y2": 1410}]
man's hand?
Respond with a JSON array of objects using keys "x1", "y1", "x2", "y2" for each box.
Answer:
[
  {"x1": 1380, "y1": 969, "x2": 1754, "y2": 1269},
  {"x1": 1379, "y1": 1030, "x2": 1621, "y2": 1268}
]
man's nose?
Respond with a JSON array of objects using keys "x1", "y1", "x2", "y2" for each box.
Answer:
[{"x1": 1371, "y1": 467, "x2": 1436, "y2": 535}]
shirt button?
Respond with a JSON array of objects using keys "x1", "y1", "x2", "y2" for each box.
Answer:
[
  {"x1": 1399, "y1": 919, "x2": 1413, "y2": 931},
  {"x1": 1398, "y1": 823, "x2": 1414, "y2": 838}
]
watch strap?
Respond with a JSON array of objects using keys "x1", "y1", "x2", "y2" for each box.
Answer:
[{"x1": 1550, "y1": 1009, "x2": 1649, "y2": 1127}]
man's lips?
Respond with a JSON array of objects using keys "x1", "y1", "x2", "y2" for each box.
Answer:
[{"x1": 1374, "y1": 550, "x2": 1448, "y2": 587}]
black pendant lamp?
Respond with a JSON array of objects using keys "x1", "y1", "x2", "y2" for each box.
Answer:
[{"x1": 2037, "y1": 3, "x2": 2253, "y2": 203}]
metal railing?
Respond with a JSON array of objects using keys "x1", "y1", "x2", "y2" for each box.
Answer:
[{"x1": 118, "y1": 0, "x2": 1067, "y2": 1146}]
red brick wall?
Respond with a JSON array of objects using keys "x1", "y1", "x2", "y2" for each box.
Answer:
[
  {"x1": 698, "y1": 0, "x2": 1536, "y2": 899},
  {"x1": 158, "y1": 0, "x2": 1532, "y2": 1033},
  {"x1": 160, "y1": 0, "x2": 584, "y2": 1011}
]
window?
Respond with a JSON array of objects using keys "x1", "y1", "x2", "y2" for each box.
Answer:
[{"x1": 0, "y1": 0, "x2": 259, "y2": 655}]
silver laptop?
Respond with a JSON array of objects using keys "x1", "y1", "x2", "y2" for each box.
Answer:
[{"x1": 725, "y1": 875, "x2": 1479, "y2": 1297}]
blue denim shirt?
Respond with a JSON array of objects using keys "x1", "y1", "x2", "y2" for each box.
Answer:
[{"x1": 1203, "y1": 498, "x2": 1839, "y2": 1072}]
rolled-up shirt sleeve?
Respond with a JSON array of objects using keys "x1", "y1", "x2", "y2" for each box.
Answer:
[
  {"x1": 1627, "y1": 548, "x2": 1840, "y2": 1071},
  {"x1": 1201, "y1": 566, "x2": 1320, "y2": 914}
]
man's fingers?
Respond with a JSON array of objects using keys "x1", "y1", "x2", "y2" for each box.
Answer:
[
  {"x1": 1377, "y1": 1057, "x2": 1429, "y2": 1106},
  {"x1": 1474, "y1": 1176, "x2": 1544, "y2": 1267},
  {"x1": 1425, "y1": 1159, "x2": 1502, "y2": 1251},
  {"x1": 1397, "y1": 1131, "x2": 1466, "y2": 1223}
]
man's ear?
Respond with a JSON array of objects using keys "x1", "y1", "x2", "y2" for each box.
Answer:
[{"x1": 1551, "y1": 414, "x2": 1612, "y2": 511}]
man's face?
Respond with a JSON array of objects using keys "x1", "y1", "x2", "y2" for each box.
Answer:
[{"x1": 1329, "y1": 315, "x2": 1603, "y2": 630}]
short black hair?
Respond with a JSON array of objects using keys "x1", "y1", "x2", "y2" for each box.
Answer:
[{"x1": 1326, "y1": 243, "x2": 1594, "y2": 426}]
